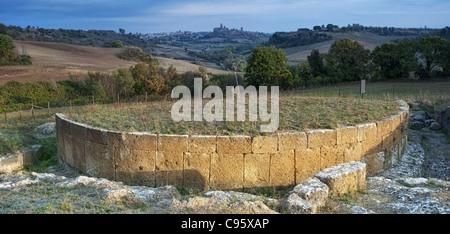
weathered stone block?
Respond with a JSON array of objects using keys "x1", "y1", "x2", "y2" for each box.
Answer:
[
  {"x1": 86, "y1": 127, "x2": 108, "y2": 145},
  {"x1": 155, "y1": 151, "x2": 184, "y2": 187},
  {"x1": 377, "y1": 118, "x2": 392, "y2": 138},
  {"x1": 244, "y1": 153, "x2": 270, "y2": 188},
  {"x1": 357, "y1": 123, "x2": 377, "y2": 142},
  {"x1": 361, "y1": 151, "x2": 384, "y2": 176},
  {"x1": 320, "y1": 145, "x2": 344, "y2": 170},
  {"x1": 217, "y1": 136, "x2": 252, "y2": 154},
  {"x1": 284, "y1": 193, "x2": 314, "y2": 214},
  {"x1": 72, "y1": 136, "x2": 86, "y2": 170},
  {"x1": 188, "y1": 135, "x2": 217, "y2": 154},
  {"x1": 62, "y1": 134, "x2": 73, "y2": 166},
  {"x1": 382, "y1": 133, "x2": 394, "y2": 151},
  {"x1": 314, "y1": 161, "x2": 366, "y2": 197},
  {"x1": 307, "y1": 129, "x2": 336, "y2": 149},
  {"x1": 210, "y1": 153, "x2": 244, "y2": 190},
  {"x1": 291, "y1": 177, "x2": 329, "y2": 213},
  {"x1": 362, "y1": 138, "x2": 382, "y2": 156},
  {"x1": 85, "y1": 141, "x2": 105, "y2": 176},
  {"x1": 343, "y1": 142, "x2": 363, "y2": 162},
  {"x1": 184, "y1": 152, "x2": 211, "y2": 191},
  {"x1": 337, "y1": 126, "x2": 358, "y2": 145},
  {"x1": 59, "y1": 115, "x2": 71, "y2": 136},
  {"x1": 270, "y1": 150, "x2": 295, "y2": 187},
  {"x1": 252, "y1": 135, "x2": 278, "y2": 154},
  {"x1": 117, "y1": 149, "x2": 156, "y2": 187},
  {"x1": 295, "y1": 148, "x2": 321, "y2": 183},
  {"x1": 96, "y1": 143, "x2": 115, "y2": 181},
  {"x1": 125, "y1": 132, "x2": 157, "y2": 151},
  {"x1": 158, "y1": 135, "x2": 188, "y2": 152},
  {"x1": 278, "y1": 131, "x2": 307, "y2": 151},
  {"x1": 71, "y1": 122, "x2": 87, "y2": 140}
]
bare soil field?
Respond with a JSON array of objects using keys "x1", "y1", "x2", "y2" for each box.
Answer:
[
  {"x1": 0, "y1": 41, "x2": 230, "y2": 85},
  {"x1": 0, "y1": 41, "x2": 137, "y2": 84}
]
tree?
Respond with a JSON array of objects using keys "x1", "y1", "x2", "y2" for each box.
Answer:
[
  {"x1": 111, "y1": 40, "x2": 124, "y2": 48},
  {"x1": 245, "y1": 46, "x2": 292, "y2": 88},
  {"x1": 416, "y1": 36, "x2": 450, "y2": 78},
  {"x1": 114, "y1": 68, "x2": 135, "y2": 98},
  {"x1": 0, "y1": 34, "x2": 16, "y2": 62},
  {"x1": 325, "y1": 38, "x2": 371, "y2": 82},
  {"x1": 307, "y1": 49, "x2": 325, "y2": 77},
  {"x1": 371, "y1": 40, "x2": 418, "y2": 79}
]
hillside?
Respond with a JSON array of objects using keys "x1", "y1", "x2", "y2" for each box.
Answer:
[
  {"x1": 284, "y1": 31, "x2": 419, "y2": 63},
  {"x1": 0, "y1": 40, "x2": 231, "y2": 84},
  {"x1": 0, "y1": 40, "x2": 136, "y2": 84}
]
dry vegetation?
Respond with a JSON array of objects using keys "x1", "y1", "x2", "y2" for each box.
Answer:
[{"x1": 68, "y1": 95, "x2": 399, "y2": 136}]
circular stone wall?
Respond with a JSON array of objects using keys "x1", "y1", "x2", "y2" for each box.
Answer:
[{"x1": 55, "y1": 100, "x2": 409, "y2": 192}]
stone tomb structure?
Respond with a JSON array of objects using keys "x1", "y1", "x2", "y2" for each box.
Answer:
[{"x1": 55, "y1": 101, "x2": 409, "y2": 192}]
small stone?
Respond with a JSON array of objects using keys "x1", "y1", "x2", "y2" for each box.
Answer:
[{"x1": 430, "y1": 122, "x2": 442, "y2": 130}]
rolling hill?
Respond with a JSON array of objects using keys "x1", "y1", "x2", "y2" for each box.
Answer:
[{"x1": 0, "y1": 40, "x2": 231, "y2": 84}]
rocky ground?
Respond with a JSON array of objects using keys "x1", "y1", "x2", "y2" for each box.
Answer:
[{"x1": 0, "y1": 109, "x2": 449, "y2": 214}]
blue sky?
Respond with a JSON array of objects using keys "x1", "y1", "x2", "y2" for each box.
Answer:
[{"x1": 1, "y1": 0, "x2": 449, "y2": 33}]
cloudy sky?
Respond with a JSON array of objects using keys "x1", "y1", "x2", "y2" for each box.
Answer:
[{"x1": 1, "y1": 0, "x2": 449, "y2": 33}]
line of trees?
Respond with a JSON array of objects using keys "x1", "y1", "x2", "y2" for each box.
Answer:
[{"x1": 245, "y1": 36, "x2": 450, "y2": 89}]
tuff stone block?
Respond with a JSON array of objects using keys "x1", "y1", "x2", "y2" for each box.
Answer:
[
  {"x1": 217, "y1": 136, "x2": 252, "y2": 154},
  {"x1": 361, "y1": 151, "x2": 385, "y2": 176},
  {"x1": 158, "y1": 135, "x2": 188, "y2": 152},
  {"x1": 377, "y1": 118, "x2": 392, "y2": 138},
  {"x1": 295, "y1": 147, "x2": 321, "y2": 183},
  {"x1": 210, "y1": 153, "x2": 244, "y2": 190},
  {"x1": 252, "y1": 135, "x2": 278, "y2": 154},
  {"x1": 314, "y1": 161, "x2": 366, "y2": 197},
  {"x1": 155, "y1": 151, "x2": 184, "y2": 187},
  {"x1": 307, "y1": 129, "x2": 336, "y2": 149},
  {"x1": 86, "y1": 127, "x2": 108, "y2": 145},
  {"x1": 85, "y1": 141, "x2": 107, "y2": 177},
  {"x1": 320, "y1": 145, "x2": 344, "y2": 170},
  {"x1": 125, "y1": 133, "x2": 157, "y2": 151},
  {"x1": 184, "y1": 152, "x2": 211, "y2": 191},
  {"x1": 244, "y1": 153, "x2": 270, "y2": 188},
  {"x1": 344, "y1": 142, "x2": 363, "y2": 162},
  {"x1": 116, "y1": 149, "x2": 156, "y2": 187},
  {"x1": 278, "y1": 131, "x2": 307, "y2": 151},
  {"x1": 71, "y1": 122, "x2": 87, "y2": 140},
  {"x1": 188, "y1": 135, "x2": 216, "y2": 154},
  {"x1": 357, "y1": 123, "x2": 377, "y2": 142},
  {"x1": 337, "y1": 126, "x2": 358, "y2": 145},
  {"x1": 270, "y1": 150, "x2": 295, "y2": 187},
  {"x1": 72, "y1": 136, "x2": 86, "y2": 170}
]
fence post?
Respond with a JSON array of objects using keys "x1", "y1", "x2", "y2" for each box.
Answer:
[
  {"x1": 3, "y1": 108, "x2": 7, "y2": 123},
  {"x1": 48, "y1": 102, "x2": 50, "y2": 114},
  {"x1": 31, "y1": 106, "x2": 35, "y2": 121},
  {"x1": 19, "y1": 107, "x2": 22, "y2": 121}
]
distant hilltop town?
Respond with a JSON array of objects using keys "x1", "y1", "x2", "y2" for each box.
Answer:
[
  {"x1": 137, "y1": 24, "x2": 270, "y2": 44},
  {"x1": 213, "y1": 23, "x2": 244, "y2": 32}
]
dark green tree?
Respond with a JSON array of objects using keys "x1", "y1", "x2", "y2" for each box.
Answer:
[
  {"x1": 0, "y1": 34, "x2": 16, "y2": 62},
  {"x1": 324, "y1": 38, "x2": 371, "y2": 82},
  {"x1": 245, "y1": 46, "x2": 292, "y2": 88},
  {"x1": 371, "y1": 40, "x2": 418, "y2": 79},
  {"x1": 307, "y1": 49, "x2": 325, "y2": 77},
  {"x1": 416, "y1": 36, "x2": 450, "y2": 78}
]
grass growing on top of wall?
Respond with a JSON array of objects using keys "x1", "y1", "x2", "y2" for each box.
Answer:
[{"x1": 68, "y1": 95, "x2": 399, "y2": 136}]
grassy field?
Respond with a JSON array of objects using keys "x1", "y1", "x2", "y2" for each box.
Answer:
[
  {"x1": 284, "y1": 31, "x2": 415, "y2": 63},
  {"x1": 68, "y1": 95, "x2": 399, "y2": 136}
]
